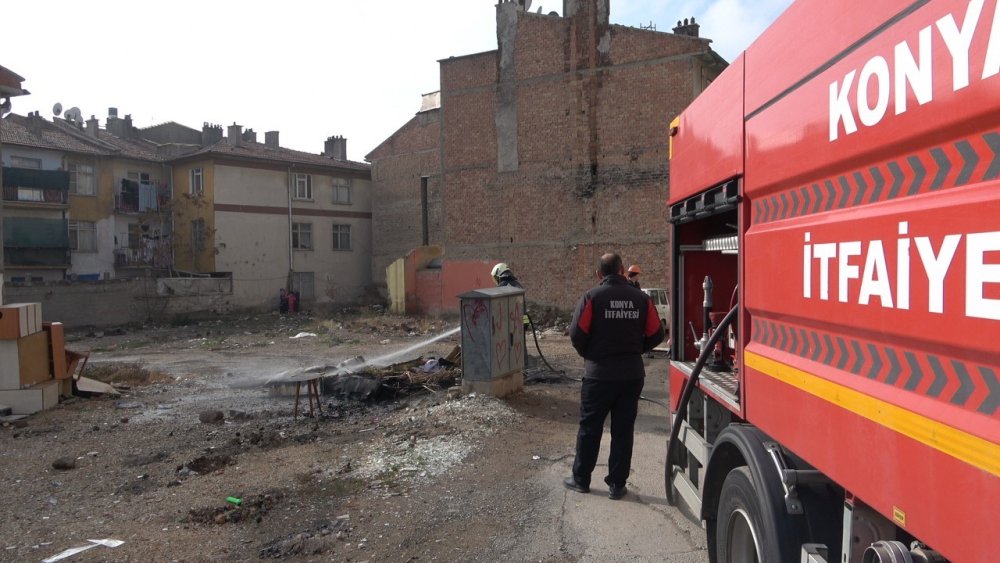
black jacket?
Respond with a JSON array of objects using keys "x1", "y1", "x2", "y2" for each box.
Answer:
[
  {"x1": 497, "y1": 273, "x2": 523, "y2": 289},
  {"x1": 569, "y1": 275, "x2": 664, "y2": 380}
]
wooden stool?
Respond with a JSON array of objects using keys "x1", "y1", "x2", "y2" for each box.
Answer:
[{"x1": 293, "y1": 378, "x2": 322, "y2": 419}]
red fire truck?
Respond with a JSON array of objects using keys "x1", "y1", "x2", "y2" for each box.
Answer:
[{"x1": 665, "y1": 0, "x2": 999, "y2": 561}]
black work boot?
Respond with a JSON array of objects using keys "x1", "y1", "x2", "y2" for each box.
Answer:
[
  {"x1": 563, "y1": 476, "x2": 590, "y2": 494},
  {"x1": 608, "y1": 483, "x2": 627, "y2": 500}
]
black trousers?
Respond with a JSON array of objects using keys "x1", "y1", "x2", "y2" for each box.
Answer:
[{"x1": 571, "y1": 377, "x2": 644, "y2": 488}]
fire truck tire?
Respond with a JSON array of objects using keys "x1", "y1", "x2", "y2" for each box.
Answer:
[{"x1": 715, "y1": 466, "x2": 773, "y2": 563}]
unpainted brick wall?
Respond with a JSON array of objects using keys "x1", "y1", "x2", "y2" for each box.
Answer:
[
  {"x1": 370, "y1": 2, "x2": 723, "y2": 311},
  {"x1": 368, "y1": 110, "x2": 443, "y2": 286}
]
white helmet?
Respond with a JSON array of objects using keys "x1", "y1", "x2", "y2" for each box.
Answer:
[{"x1": 491, "y1": 262, "x2": 511, "y2": 284}]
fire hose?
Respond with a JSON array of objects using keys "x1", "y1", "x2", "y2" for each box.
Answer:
[
  {"x1": 525, "y1": 314, "x2": 570, "y2": 379},
  {"x1": 665, "y1": 304, "x2": 739, "y2": 504}
]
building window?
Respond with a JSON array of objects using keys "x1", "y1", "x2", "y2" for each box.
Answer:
[
  {"x1": 128, "y1": 171, "x2": 151, "y2": 183},
  {"x1": 69, "y1": 163, "x2": 95, "y2": 195},
  {"x1": 333, "y1": 177, "x2": 352, "y2": 204},
  {"x1": 294, "y1": 173, "x2": 312, "y2": 200},
  {"x1": 69, "y1": 221, "x2": 97, "y2": 252},
  {"x1": 292, "y1": 222, "x2": 313, "y2": 250},
  {"x1": 192, "y1": 218, "x2": 206, "y2": 251},
  {"x1": 190, "y1": 168, "x2": 204, "y2": 195},
  {"x1": 10, "y1": 156, "x2": 41, "y2": 169},
  {"x1": 332, "y1": 224, "x2": 352, "y2": 251}
]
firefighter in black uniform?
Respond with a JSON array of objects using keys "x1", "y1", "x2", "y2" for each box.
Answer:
[{"x1": 564, "y1": 253, "x2": 664, "y2": 499}]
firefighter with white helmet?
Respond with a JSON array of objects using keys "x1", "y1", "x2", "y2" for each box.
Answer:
[{"x1": 491, "y1": 262, "x2": 523, "y2": 288}]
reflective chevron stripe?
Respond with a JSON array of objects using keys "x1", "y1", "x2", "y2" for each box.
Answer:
[
  {"x1": 750, "y1": 319, "x2": 999, "y2": 416},
  {"x1": 752, "y1": 131, "x2": 1000, "y2": 225}
]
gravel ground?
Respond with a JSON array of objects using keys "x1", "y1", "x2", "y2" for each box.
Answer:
[{"x1": 0, "y1": 310, "x2": 621, "y2": 562}]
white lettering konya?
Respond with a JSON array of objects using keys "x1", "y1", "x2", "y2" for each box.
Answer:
[
  {"x1": 829, "y1": 0, "x2": 1000, "y2": 141},
  {"x1": 802, "y1": 223, "x2": 1000, "y2": 320},
  {"x1": 606, "y1": 300, "x2": 639, "y2": 319}
]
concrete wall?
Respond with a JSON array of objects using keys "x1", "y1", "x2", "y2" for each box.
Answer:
[
  {"x1": 212, "y1": 163, "x2": 372, "y2": 308},
  {"x1": 171, "y1": 159, "x2": 216, "y2": 272},
  {"x1": 369, "y1": 2, "x2": 722, "y2": 311},
  {"x1": 1, "y1": 147, "x2": 63, "y2": 170},
  {"x1": 3, "y1": 278, "x2": 233, "y2": 329},
  {"x1": 66, "y1": 153, "x2": 115, "y2": 278}
]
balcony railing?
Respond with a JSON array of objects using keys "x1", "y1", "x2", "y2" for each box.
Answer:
[
  {"x1": 114, "y1": 178, "x2": 169, "y2": 213},
  {"x1": 114, "y1": 239, "x2": 172, "y2": 269},
  {"x1": 2, "y1": 185, "x2": 68, "y2": 204},
  {"x1": 2, "y1": 167, "x2": 70, "y2": 205}
]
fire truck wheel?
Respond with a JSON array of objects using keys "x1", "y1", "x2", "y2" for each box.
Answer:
[{"x1": 715, "y1": 466, "x2": 769, "y2": 563}]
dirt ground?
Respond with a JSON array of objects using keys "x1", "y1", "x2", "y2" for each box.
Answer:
[{"x1": 0, "y1": 309, "x2": 706, "y2": 562}]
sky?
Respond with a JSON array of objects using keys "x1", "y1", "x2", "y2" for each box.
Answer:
[{"x1": 3, "y1": 0, "x2": 791, "y2": 162}]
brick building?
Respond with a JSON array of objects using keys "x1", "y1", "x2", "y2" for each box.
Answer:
[{"x1": 367, "y1": 0, "x2": 725, "y2": 311}]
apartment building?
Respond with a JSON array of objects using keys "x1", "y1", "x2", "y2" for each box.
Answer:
[
  {"x1": 0, "y1": 112, "x2": 105, "y2": 282},
  {"x1": 2, "y1": 107, "x2": 373, "y2": 309},
  {"x1": 168, "y1": 125, "x2": 372, "y2": 308}
]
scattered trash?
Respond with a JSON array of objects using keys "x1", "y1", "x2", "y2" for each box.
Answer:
[
  {"x1": 531, "y1": 455, "x2": 540, "y2": 460},
  {"x1": 290, "y1": 332, "x2": 318, "y2": 339},
  {"x1": 379, "y1": 339, "x2": 391, "y2": 345},
  {"x1": 76, "y1": 377, "x2": 121, "y2": 396},
  {"x1": 113, "y1": 400, "x2": 143, "y2": 409},
  {"x1": 42, "y1": 539, "x2": 123, "y2": 563},
  {"x1": 51, "y1": 458, "x2": 76, "y2": 471},
  {"x1": 418, "y1": 359, "x2": 442, "y2": 373},
  {"x1": 226, "y1": 496, "x2": 242, "y2": 506},
  {"x1": 198, "y1": 410, "x2": 225, "y2": 424}
]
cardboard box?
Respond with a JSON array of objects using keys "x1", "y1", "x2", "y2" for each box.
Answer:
[
  {"x1": 0, "y1": 340, "x2": 20, "y2": 389},
  {"x1": 0, "y1": 303, "x2": 43, "y2": 339},
  {"x1": 18, "y1": 331, "x2": 51, "y2": 387},
  {"x1": 0, "y1": 379, "x2": 59, "y2": 415}
]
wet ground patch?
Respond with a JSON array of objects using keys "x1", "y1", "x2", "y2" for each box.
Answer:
[{"x1": 186, "y1": 490, "x2": 284, "y2": 525}]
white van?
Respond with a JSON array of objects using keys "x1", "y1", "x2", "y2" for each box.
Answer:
[{"x1": 642, "y1": 288, "x2": 670, "y2": 333}]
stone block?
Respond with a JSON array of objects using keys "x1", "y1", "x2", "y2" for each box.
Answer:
[{"x1": 0, "y1": 379, "x2": 60, "y2": 415}]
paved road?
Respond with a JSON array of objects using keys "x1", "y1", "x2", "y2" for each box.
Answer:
[{"x1": 509, "y1": 358, "x2": 711, "y2": 561}]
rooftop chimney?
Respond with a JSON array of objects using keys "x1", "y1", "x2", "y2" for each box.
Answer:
[
  {"x1": 324, "y1": 135, "x2": 347, "y2": 160},
  {"x1": 86, "y1": 115, "x2": 99, "y2": 138},
  {"x1": 27, "y1": 112, "x2": 43, "y2": 135},
  {"x1": 265, "y1": 130, "x2": 280, "y2": 149},
  {"x1": 672, "y1": 17, "x2": 700, "y2": 37},
  {"x1": 227, "y1": 123, "x2": 242, "y2": 147},
  {"x1": 106, "y1": 110, "x2": 128, "y2": 137},
  {"x1": 202, "y1": 122, "x2": 223, "y2": 146},
  {"x1": 242, "y1": 128, "x2": 257, "y2": 143}
]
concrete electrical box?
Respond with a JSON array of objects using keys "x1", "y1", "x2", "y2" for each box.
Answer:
[{"x1": 458, "y1": 286, "x2": 525, "y2": 397}]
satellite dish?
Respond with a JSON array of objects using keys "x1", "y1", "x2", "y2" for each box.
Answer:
[
  {"x1": 53, "y1": 103, "x2": 63, "y2": 116},
  {"x1": 537, "y1": 5, "x2": 543, "y2": 13},
  {"x1": 524, "y1": 0, "x2": 532, "y2": 10},
  {"x1": 66, "y1": 107, "x2": 83, "y2": 125}
]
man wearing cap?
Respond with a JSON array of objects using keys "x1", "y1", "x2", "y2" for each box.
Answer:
[{"x1": 564, "y1": 253, "x2": 664, "y2": 500}]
